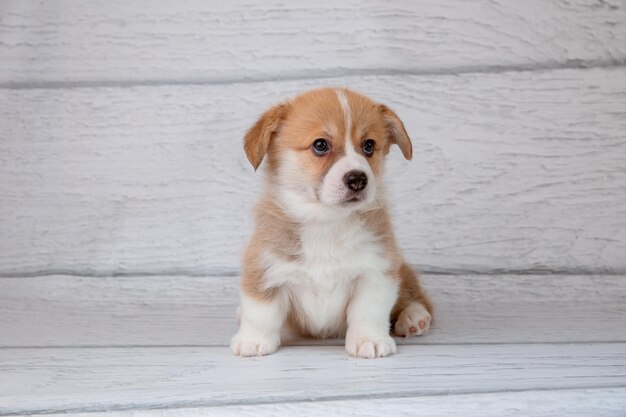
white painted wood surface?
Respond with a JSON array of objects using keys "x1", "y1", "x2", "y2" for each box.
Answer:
[
  {"x1": 1, "y1": 275, "x2": 624, "y2": 414},
  {"x1": 0, "y1": 275, "x2": 626, "y2": 417},
  {"x1": 2, "y1": 343, "x2": 625, "y2": 414},
  {"x1": 50, "y1": 389, "x2": 626, "y2": 417},
  {"x1": 1, "y1": 0, "x2": 625, "y2": 86},
  {"x1": 1, "y1": 274, "x2": 625, "y2": 347},
  {"x1": 2, "y1": 67, "x2": 626, "y2": 275}
]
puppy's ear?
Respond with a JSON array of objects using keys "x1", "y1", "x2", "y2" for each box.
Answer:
[
  {"x1": 243, "y1": 103, "x2": 290, "y2": 170},
  {"x1": 379, "y1": 105, "x2": 412, "y2": 160}
]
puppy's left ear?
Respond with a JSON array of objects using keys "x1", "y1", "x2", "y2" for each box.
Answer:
[
  {"x1": 379, "y1": 105, "x2": 412, "y2": 160},
  {"x1": 243, "y1": 102, "x2": 290, "y2": 171}
]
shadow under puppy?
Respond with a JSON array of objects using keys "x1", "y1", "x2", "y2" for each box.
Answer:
[{"x1": 232, "y1": 88, "x2": 433, "y2": 358}]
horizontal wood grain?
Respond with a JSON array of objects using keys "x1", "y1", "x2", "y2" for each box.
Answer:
[
  {"x1": 2, "y1": 274, "x2": 624, "y2": 414},
  {"x1": 1, "y1": 274, "x2": 624, "y2": 347},
  {"x1": 1, "y1": 343, "x2": 625, "y2": 414},
  {"x1": 47, "y1": 388, "x2": 626, "y2": 417},
  {"x1": 1, "y1": 0, "x2": 625, "y2": 86},
  {"x1": 2, "y1": 67, "x2": 626, "y2": 274}
]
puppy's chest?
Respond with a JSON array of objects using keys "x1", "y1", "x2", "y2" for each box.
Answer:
[
  {"x1": 294, "y1": 218, "x2": 387, "y2": 284},
  {"x1": 267, "y1": 219, "x2": 389, "y2": 335}
]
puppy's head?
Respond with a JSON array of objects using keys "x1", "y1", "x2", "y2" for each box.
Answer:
[{"x1": 244, "y1": 88, "x2": 412, "y2": 218}]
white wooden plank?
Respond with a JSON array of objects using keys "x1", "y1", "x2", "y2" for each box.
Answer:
[
  {"x1": 1, "y1": 0, "x2": 625, "y2": 85},
  {"x1": 1, "y1": 343, "x2": 624, "y2": 414},
  {"x1": 2, "y1": 67, "x2": 626, "y2": 274},
  {"x1": 38, "y1": 388, "x2": 626, "y2": 417},
  {"x1": 1, "y1": 274, "x2": 624, "y2": 347}
]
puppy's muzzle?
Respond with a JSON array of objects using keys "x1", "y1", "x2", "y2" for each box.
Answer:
[{"x1": 344, "y1": 170, "x2": 368, "y2": 192}]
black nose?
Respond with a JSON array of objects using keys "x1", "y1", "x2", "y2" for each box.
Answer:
[{"x1": 343, "y1": 170, "x2": 368, "y2": 192}]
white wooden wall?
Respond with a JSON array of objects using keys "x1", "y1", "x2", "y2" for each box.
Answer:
[{"x1": 1, "y1": 0, "x2": 626, "y2": 276}]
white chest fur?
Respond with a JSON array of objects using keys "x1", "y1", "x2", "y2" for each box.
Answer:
[{"x1": 263, "y1": 214, "x2": 390, "y2": 337}]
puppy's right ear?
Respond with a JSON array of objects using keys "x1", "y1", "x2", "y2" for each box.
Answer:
[{"x1": 243, "y1": 103, "x2": 289, "y2": 171}]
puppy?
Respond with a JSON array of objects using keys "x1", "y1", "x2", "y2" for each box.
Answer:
[{"x1": 231, "y1": 88, "x2": 433, "y2": 358}]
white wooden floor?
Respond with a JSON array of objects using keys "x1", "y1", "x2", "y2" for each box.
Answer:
[{"x1": 1, "y1": 274, "x2": 625, "y2": 416}]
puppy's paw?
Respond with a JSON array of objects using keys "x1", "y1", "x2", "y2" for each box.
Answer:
[
  {"x1": 231, "y1": 332, "x2": 280, "y2": 357},
  {"x1": 394, "y1": 302, "x2": 432, "y2": 337},
  {"x1": 345, "y1": 335, "x2": 397, "y2": 359}
]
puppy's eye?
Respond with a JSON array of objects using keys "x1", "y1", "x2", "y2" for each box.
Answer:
[
  {"x1": 312, "y1": 139, "x2": 330, "y2": 156},
  {"x1": 362, "y1": 139, "x2": 375, "y2": 156}
]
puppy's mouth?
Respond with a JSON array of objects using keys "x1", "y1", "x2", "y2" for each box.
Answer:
[{"x1": 340, "y1": 193, "x2": 365, "y2": 206}]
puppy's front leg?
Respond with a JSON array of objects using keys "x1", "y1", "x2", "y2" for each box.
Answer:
[
  {"x1": 231, "y1": 289, "x2": 288, "y2": 357},
  {"x1": 346, "y1": 272, "x2": 398, "y2": 358}
]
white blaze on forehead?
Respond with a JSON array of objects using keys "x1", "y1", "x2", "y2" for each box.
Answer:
[
  {"x1": 335, "y1": 89, "x2": 368, "y2": 169},
  {"x1": 335, "y1": 89, "x2": 352, "y2": 147}
]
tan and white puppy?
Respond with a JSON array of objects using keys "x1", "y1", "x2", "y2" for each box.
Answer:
[{"x1": 232, "y1": 88, "x2": 433, "y2": 359}]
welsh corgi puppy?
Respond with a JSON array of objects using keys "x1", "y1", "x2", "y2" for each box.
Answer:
[{"x1": 232, "y1": 88, "x2": 433, "y2": 358}]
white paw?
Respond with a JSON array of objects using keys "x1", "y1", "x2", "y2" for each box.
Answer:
[
  {"x1": 231, "y1": 331, "x2": 280, "y2": 357},
  {"x1": 394, "y1": 302, "x2": 432, "y2": 337},
  {"x1": 345, "y1": 335, "x2": 397, "y2": 359}
]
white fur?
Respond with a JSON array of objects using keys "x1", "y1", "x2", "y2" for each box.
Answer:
[
  {"x1": 318, "y1": 154, "x2": 376, "y2": 207},
  {"x1": 336, "y1": 88, "x2": 352, "y2": 141},
  {"x1": 231, "y1": 290, "x2": 289, "y2": 356},
  {"x1": 277, "y1": 151, "x2": 350, "y2": 222},
  {"x1": 346, "y1": 270, "x2": 398, "y2": 358}
]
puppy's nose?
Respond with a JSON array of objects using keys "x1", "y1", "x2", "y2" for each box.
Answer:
[{"x1": 343, "y1": 170, "x2": 368, "y2": 192}]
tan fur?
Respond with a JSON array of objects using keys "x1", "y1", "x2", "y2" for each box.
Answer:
[
  {"x1": 379, "y1": 104, "x2": 413, "y2": 160},
  {"x1": 392, "y1": 264, "x2": 434, "y2": 321},
  {"x1": 243, "y1": 103, "x2": 290, "y2": 171},
  {"x1": 241, "y1": 87, "x2": 432, "y2": 335},
  {"x1": 241, "y1": 195, "x2": 301, "y2": 300}
]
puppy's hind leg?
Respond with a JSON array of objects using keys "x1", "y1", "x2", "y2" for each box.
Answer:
[{"x1": 392, "y1": 264, "x2": 433, "y2": 337}]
